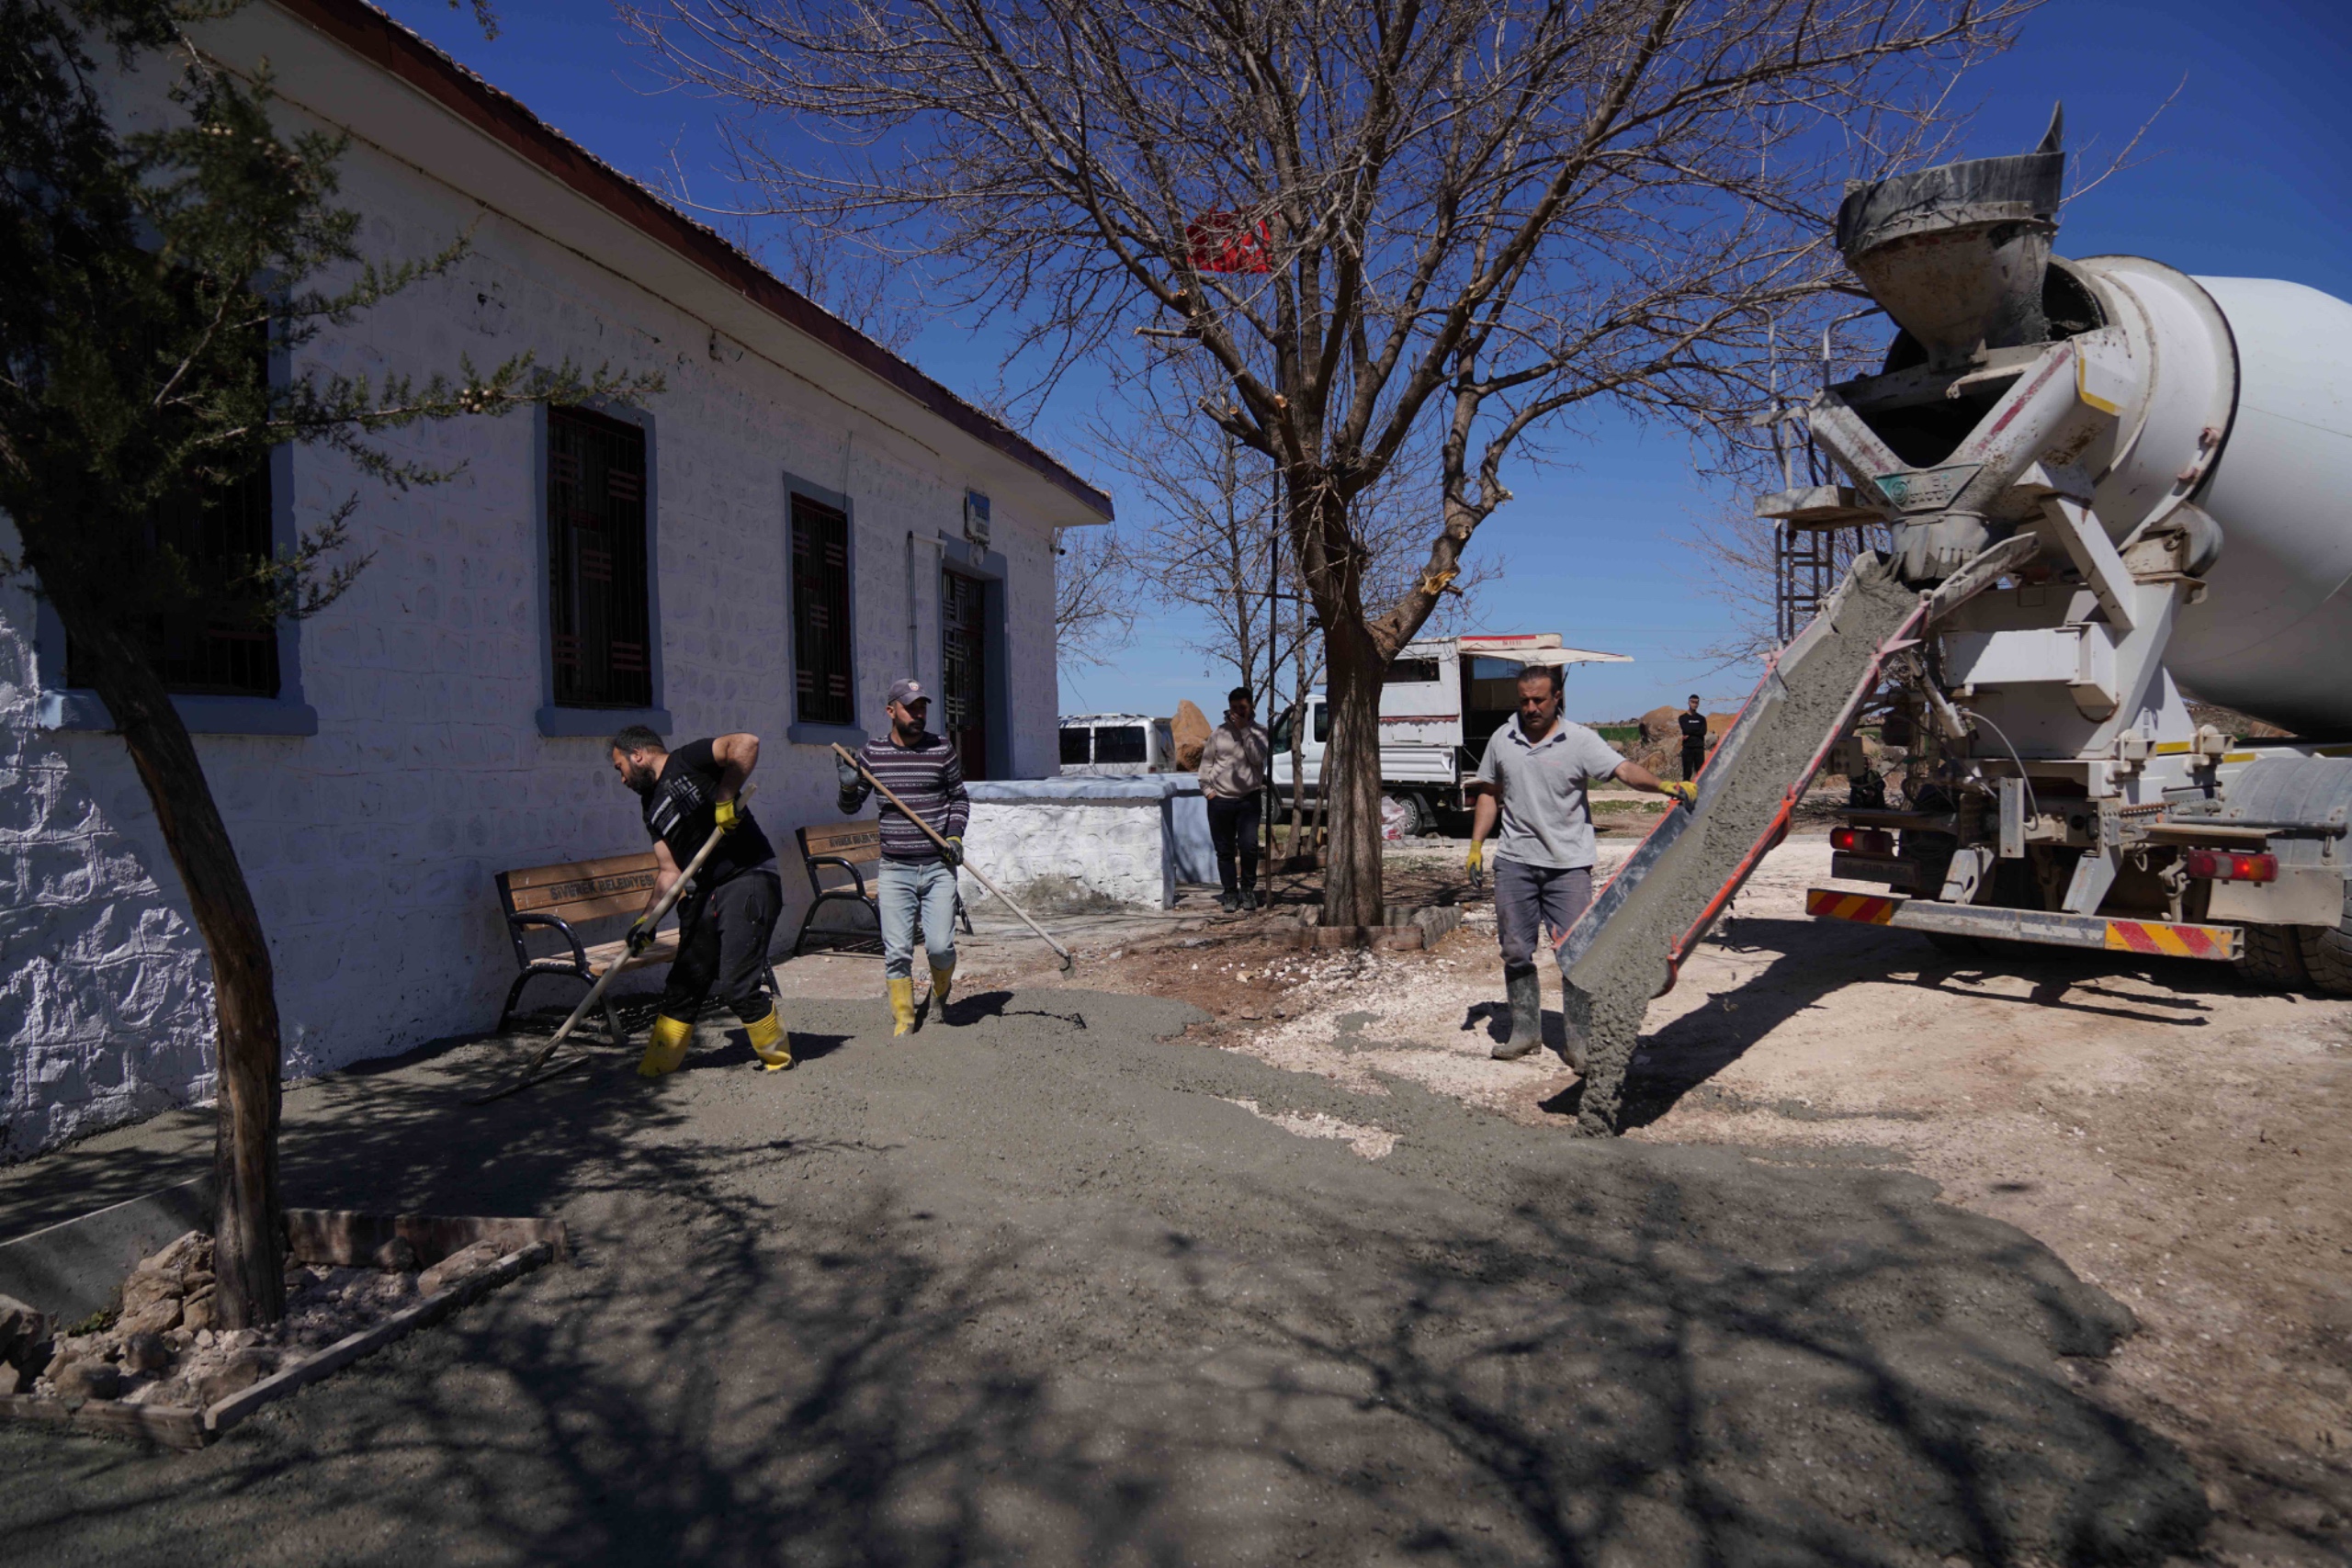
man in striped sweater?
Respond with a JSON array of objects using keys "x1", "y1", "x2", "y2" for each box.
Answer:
[{"x1": 838, "y1": 677, "x2": 970, "y2": 1035}]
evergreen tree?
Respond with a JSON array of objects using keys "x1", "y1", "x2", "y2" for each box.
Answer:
[{"x1": 0, "y1": 0, "x2": 659, "y2": 1324}]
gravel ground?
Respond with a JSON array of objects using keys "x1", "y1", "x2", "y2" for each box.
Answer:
[{"x1": 0, "y1": 971, "x2": 2206, "y2": 1566}]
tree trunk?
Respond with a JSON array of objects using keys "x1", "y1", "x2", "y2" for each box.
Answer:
[
  {"x1": 43, "y1": 591, "x2": 285, "y2": 1326},
  {"x1": 1318, "y1": 617, "x2": 1387, "y2": 928}
]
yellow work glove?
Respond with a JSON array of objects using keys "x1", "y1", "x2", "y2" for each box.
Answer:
[
  {"x1": 715, "y1": 797, "x2": 741, "y2": 833},
  {"x1": 1465, "y1": 840, "x2": 1486, "y2": 888},
  {"x1": 625, "y1": 915, "x2": 657, "y2": 957},
  {"x1": 941, "y1": 835, "x2": 965, "y2": 869},
  {"x1": 1663, "y1": 780, "x2": 1698, "y2": 807}
]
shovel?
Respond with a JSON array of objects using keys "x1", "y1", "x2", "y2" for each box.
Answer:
[
  {"x1": 469, "y1": 785, "x2": 754, "y2": 1102},
  {"x1": 831, "y1": 743, "x2": 1075, "y2": 974}
]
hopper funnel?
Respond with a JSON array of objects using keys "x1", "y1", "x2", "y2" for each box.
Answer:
[{"x1": 1837, "y1": 107, "x2": 2065, "y2": 367}]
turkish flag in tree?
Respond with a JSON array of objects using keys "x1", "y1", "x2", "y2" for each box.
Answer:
[{"x1": 1186, "y1": 212, "x2": 1273, "y2": 274}]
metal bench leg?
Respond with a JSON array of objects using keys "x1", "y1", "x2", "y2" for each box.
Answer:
[{"x1": 500, "y1": 970, "x2": 551, "y2": 1031}]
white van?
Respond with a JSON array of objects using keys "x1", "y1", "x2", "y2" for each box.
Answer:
[{"x1": 1057, "y1": 713, "x2": 1177, "y2": 776}]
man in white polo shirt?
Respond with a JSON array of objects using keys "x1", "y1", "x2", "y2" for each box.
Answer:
[{"x1": 1466, "y1": 663, "x2": 1692, "y2": 1065}]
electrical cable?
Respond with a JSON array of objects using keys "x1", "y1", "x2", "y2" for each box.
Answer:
[{"x1": 1958, "y1": 706, "x2": 2041, "y2": 828}]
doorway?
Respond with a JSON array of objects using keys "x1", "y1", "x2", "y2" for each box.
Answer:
[{"x1": 941, "y1": 568, "x2": 990, "y2": 780}]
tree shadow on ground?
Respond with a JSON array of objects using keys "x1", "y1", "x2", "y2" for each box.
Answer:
[{"x1": 0, "y1": 1046, "x2": 2215, "y2": 1567}]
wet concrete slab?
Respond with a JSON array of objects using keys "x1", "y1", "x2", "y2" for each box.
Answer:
[{"x1": 0, "y1": 990, "x2": 2204, "y2": 1565}]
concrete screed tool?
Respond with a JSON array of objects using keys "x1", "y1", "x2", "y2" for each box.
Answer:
[
  {"x1": 470, "y1": 785, "x2": 754, "y2": 1102},
  {"x1": 831, "y1": 742, "x2": 1077, "y2": 974}
]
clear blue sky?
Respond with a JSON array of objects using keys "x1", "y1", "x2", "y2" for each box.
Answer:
[{"x1": 378, "y1": 0, "x2": 2351, "y2": 722}]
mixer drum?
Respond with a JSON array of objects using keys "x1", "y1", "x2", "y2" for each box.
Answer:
[{"x1": 2167, "y1": 276, "x2": 2352, "y2": 738}]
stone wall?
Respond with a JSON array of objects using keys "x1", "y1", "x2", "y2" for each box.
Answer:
[{"x1": 0, "y1": 48, "x2": 1079, "y2": 1157}]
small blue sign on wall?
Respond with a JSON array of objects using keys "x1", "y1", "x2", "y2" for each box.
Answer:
[{"x1": 963, "y1": 490, "x2": 991, "y2": 549}]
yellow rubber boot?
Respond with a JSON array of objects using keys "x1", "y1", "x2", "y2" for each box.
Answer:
[
  {"x1": 637, "y1": 1013, "x2": 692, "y2": 1078},
  {"x1": 929, "y1": 960, "x2": 956, "y2": 1021},
  {"x1": 888, "y1": 977, "x2": 917, "y2": 1037},
  {"x1": 744, "y1": 1005, "x2": 792, "y2": 1072}
]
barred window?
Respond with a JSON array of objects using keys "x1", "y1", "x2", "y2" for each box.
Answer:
[
  {"x1": 547, "y1": 407, "x2": 652, "y2": 709},
  {"x1": 65, "y1": 465, "x2": 281, "y2": 697},
  {"x1": 791, "y1": 494, "x2": 854, "y2": 727},
  {"x1": 69, "y1": 299, "x2": 278, "y2": 699}
]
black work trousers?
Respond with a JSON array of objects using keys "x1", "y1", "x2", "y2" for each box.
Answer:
[
  {"x1": 1206, "y1": 794, "x2": 1263, "y2": 897},
  {"x1": 1681, "y1": 742, "x2": 1706, "y2": 780},
  {"x1": 659, "y1": 868, "x2": 782, "y2": 1023}
]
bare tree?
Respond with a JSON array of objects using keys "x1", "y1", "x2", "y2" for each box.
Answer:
[
  {"x1": 1054, "y1": 523, "x2": 1137, "y2": 667},
  {"x1": 628, "y1": 0, "x2": 2028, "y2": 922},
  {"x1": 1091, "y1": 364, "x2": 1487, "y2": 705}
]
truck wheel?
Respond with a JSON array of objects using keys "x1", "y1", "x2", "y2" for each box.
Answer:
[
  {"x1": 2236, "y1": 924, "x2": 2310, "y2": 989},
  {"x1": 2295, "y1": 921, "x2": 2352, "y2": 996},
  {"x1": 1385, "y1": 793, "x2": 1428, "y2": 838}
]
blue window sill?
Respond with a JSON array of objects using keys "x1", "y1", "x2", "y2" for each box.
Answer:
[
  {"x1": 787, "y1": 721, "x2": 870, "y2": 749},
  {"x1": 537, "y1": 705, "x2": 672, "y2": 739},
  {"x1": 41, "y1": 690, "x2": 319, "y2": 737}
]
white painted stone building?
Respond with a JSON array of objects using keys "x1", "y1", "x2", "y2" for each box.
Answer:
[{"x1": 0, "y1": 0, "x2": 1112, "y2": 1157}]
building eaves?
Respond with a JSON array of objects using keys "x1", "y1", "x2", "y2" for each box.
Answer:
[{"x1": 274, "y1": 0, "x2": 1114, "y2": 522}]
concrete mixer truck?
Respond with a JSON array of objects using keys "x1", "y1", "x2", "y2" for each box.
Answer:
[
  {"x1": 1770, "y1": 112, "x2": 2352, "y2": 992},
  {"x1": 1547, "y1": 110, "x2": 2352, "y2": 1134}
]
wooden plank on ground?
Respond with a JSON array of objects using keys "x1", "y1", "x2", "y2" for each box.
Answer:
[
  {"x1": 0, "y1": 1391, "x2": 208, "y2": 1450},
  {"x1": 206, "y1": 1242, "x2": 554, "y2": 1435}
]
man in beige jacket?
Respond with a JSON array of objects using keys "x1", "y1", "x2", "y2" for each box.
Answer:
[{"x1": 1198, "y1": 686, "x2": 1272, "y2": 912}]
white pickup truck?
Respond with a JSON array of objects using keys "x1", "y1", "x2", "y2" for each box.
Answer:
[{"x1": 1272, "y1": 634, "x2": 1631, "y2": 835}]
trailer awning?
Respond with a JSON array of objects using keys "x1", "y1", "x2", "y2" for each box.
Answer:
[{"x1": 1519, "y1": 647, "x2": 1634, "y2": 667}]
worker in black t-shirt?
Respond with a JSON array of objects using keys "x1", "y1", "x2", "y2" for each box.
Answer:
[
  {"x1": 1678, "y1": 694, "x2": 1709, "y2": 783},
  {"x1": 607, "y1": 725, "x2": 787, "y2": 1077}
]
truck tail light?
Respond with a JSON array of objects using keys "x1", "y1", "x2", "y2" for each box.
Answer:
[
  {"x1": 2184, "y1": 848, "x2": 2277, "y2": 884},
  {"x1": 1831, "y1": 827, "x2": 1896, "y2": 858}
]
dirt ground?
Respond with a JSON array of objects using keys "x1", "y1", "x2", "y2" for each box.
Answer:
[
  {"x1": 930, "y1": 831, "x2": 2352, "y2": 1566},
  {"x1": 0, "y1": 826, "x2": 2340, "y2": 1564}
]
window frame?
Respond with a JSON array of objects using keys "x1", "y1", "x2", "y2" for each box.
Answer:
[
  {"x1": 781, "y1": 470, "x2": 865, "y2": 749},
  {"x1": 534, "y1": 400, "x2": 669, "y2": 739},
  {"x1": 1385, "y1": 657, "x2": 1443, "y2": 686},
  {"x1": 35, "y1": 428, "x2": 316, "y2": 738},
  {"x1": 1093, "y1": 724, "x2": 1148, "y2": 765}
]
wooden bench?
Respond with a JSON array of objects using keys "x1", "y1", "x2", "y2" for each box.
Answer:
[
  {"x1": 792, "y1": 820, "x2": 972, "y2": 957},
  {"x1": 494, "y1": 851, "x2": 777, "y2": 1032}
]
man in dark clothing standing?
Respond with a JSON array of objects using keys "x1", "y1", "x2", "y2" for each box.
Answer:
[
  {"x1": 609, "y1": 726, "x2": 788, "y2": 1077},
  {"x1": 838, "y1": 677, "x2": 969, "y2": 1035},
  {"x1": 1197, "y1": 686, "x2": 1271, "y2": 912},
  {"x1": 1678, "y1": 694, "x2": 1709, "y2": 782}
]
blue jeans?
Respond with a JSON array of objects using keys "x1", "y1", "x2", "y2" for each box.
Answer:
[{"x1": 878, "y1": 859, "x2": 958, "y2": 979}]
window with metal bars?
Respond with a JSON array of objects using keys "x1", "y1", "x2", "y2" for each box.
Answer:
[
  {"x1": 547, "y1": 407, "x2": 652, "y2": 709},
  {"x1": 790, "y1": 494, "x2": 854, "y2": 727},
  {"x1": 66, "y1": 462, "x2": 281, "y2": 698},
  {"x1": 67, "y1": 292, "x2": 279, "y2": 699}
]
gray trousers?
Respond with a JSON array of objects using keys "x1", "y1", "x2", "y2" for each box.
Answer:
[{"x1": 1494, "y1": 857, "x2": 1593, "y2": 968}]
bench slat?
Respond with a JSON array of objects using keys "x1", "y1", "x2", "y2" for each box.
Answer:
[
  {"x1": 524, "y1": 889, "x2": 659, "y2": 925},
  {"x1": 504, "y1": 852, "x2": 660, "y2": 892},
  {"x1": 800, "y1": 822, "x2": 880, "y2": 858}
]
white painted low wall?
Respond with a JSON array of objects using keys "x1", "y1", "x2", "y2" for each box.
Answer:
[{"x1": 960, "y1": 777, "x2": 1206, "y2": 911}]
